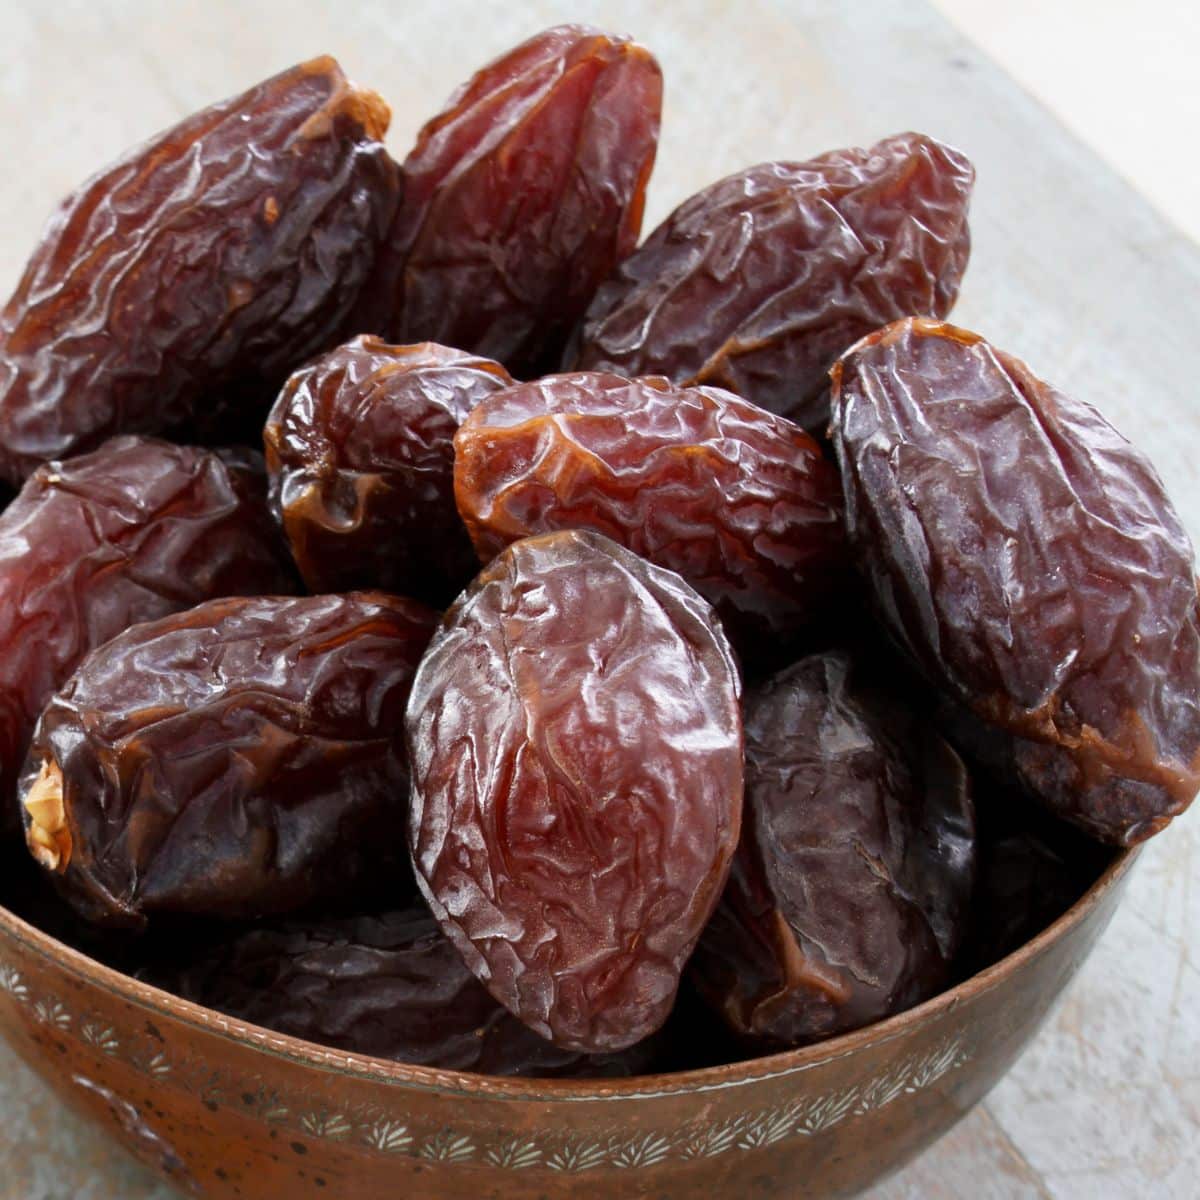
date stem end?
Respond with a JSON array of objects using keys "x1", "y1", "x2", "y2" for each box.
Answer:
[{"x1": 24, "y1": 759, "x2": 71, "y2": 872}]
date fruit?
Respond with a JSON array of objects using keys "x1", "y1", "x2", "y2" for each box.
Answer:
[
  {"x1": 453, "y1": 372, "x2": 846, "y2": 650},
  {"x1": 832, "y1": 317, "x2": 1200, "y2": 845},
  {"x1": 0, "y1": 57, "x2": 400, "y2": 484},
  {"x1": 357, "y1": 25, "x2": 662, "y2": 377},
  {"x1": 406, "y1": 530, "x2": 743, "y2": 1053},
  {"x1": 0, "y1": 436, "x2": 293, "y2": 835},
  {"x1": 140, "y1": 906, "x2": 658, "y2": 1077},
  {"x1": 691, "y1": 652, "x2": 976, "y2": 1048},
  {"x1": 264, "y1": 336, "x2": 513, "y2": 603},
  {"x1": 21, "y1": 592, "x2": 437, "y2": 929},
  {"x1": 569, "y1": 133, "x2": 973, "y2": 433}
]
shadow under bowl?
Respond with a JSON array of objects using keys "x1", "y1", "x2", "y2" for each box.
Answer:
[{"x1": 0, "y1": 846, "x2": 1135, "y2": 1199}]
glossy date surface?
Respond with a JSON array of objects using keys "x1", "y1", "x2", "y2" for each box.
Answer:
[
  {"x1": 0, "y1": 57, "x2": 399, "y2": 483},
  {"x1": 0, "y1": 436, "x2": 293, "y2": 835},
  {"x1": 357, "y1": 25, "x2": 662, "y2": 378},
  {"x1": 832, "y1": 317, "x2": 1200, "y2": 845},
  {"x1": 691, "y1": 651, "x2": 976, "y2": 1048},
  {"x1": 454, "y1": 372, "x2": 846, "y2": 650},
  {"x1": 140, "y1": 906, "x2": 658, "y2": 1077},
  {"x1": 265, "y1": 336, "x2": 512, "y2": 604},
  {"x1": 21, "y1": 592, "x2": 436, "y2": 929},
  {"x1": 570, "y1": 132, "x2": 973, "y2": 433},
  {"x1": 406, "y1": 530, "x2": 743, "y2": 1053}
]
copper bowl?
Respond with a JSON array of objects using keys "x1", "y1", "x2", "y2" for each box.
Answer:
[{"x1": 0, "y1": 846, "x2": 1134, "y2": 1199}]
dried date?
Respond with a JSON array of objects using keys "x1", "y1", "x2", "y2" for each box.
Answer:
[
  {"x1": 691, "y1": 651, "x2": 976, "y2": 1048},
  {"x1": 356, "y1": 25, "x2": 662, "y2": 377},
  {"x1": 831, "y1": 317, "x2": 1200, "y2": 845},
  {"x1": 453, "y1": 372, "x2": 846, "y2": 651},
  {"x1": 0, "y1": 58, "x2": 400, "y2": 484},
  {"x1": 0, "y1": 436, "x2": 294, "y2": 836},
  {"x1": 21, "y1": 592, "x2": 437, "y2": 929},
  {"x1": 264, "y1": 337, "x2": 512, "y2": 604},
  {"x1": 406, "y1": 530, "x2": 744, "y2": 1053},
  {"x1": 569, "y1": 132, "x2": 973, "y2": 433},
  {"x1": 140, "y1": 906, "x2": 658, "y2": 1077}
]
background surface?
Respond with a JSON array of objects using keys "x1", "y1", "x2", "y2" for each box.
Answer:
[
  {"x1": 0, "y1": 2, "x2": 1196, "y2": 1197},
  {"x1": 932, "y1": 0, "x2": 1200, "y2": 245}
]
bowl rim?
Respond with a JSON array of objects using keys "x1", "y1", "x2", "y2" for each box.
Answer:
[{"x1": 0, "y1": 845, "x2": 1138, "y2": 1103}]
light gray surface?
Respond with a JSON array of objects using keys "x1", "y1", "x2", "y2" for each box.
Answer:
[{"x1": 0, "y1": 1, "x2": 1196, "y2": 1197}]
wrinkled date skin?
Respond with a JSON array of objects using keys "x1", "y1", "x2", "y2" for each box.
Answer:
[
  {"x1": 0, "y1": 436, "x2": 294, "y2": 836},
  {"x1": 407, "y1": 530, "x2": 744, "y2": 1053},
  {"x1": 569, "y1": 132, "x2": 973, "y2": 433},
  {"x1": 0, "y1": 57, "x2": 400, "y2": 484},
  {"x1": 21, "y1": 592, "x2": 437, "y2": 930},
  {"x1": 357, "y1": 25, "x2": 662, "y2": 378},
  {"x1": 691, "y1": 652, "x2": 976, "y2": 1049},
  {"x1": 454, "y1": 372, "x2": 846, "y2": 651},
  {"x1": 832, "y1": 317, "x2": 1200, "y2": 845},
  {"x1": 140, "y1": 907, "x2": 659, "y2": 1077},
  {"x1": 265, "y1": 336, "x2": 513, "y2": 604}
]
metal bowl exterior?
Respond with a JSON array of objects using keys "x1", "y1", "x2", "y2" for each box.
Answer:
[{"x1": 0, "y1": 850, "x2": 1134, "y2": 1200}]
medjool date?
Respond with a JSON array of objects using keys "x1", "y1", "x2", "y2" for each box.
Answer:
[
  {"x1": 0, "y1": 436, "x2": 293, "y2": 835},
  {"x1": 264, "y1": 337, "x2": 512, "y2": 603},
  {"x1": 406, "y1": 530, "x2": 743, "y2": 1053},
  {"x1": 831, "y1": 317, "x2": 1200, "y2": 845},
  {"x1": 691, "y1": 651, "x2": 976, "y2": 1048},
  {"x1": 453, "y1": 372, "x2": 845, "y2": 651},
  {"x1": 569, "y1": 133, "x2": 973, "y2": 433},
  {"x1": 357, "y1": 25, "x2": 662, "y2": 377},
  {"x1": 21, "y1": 592, "x2": 436, "y2": 929},
  {"x1": 140, "y1": 906, "x2": 658, "y2": 1077},
  {"x1": 0, "y1": 57, "x2": 399, "y2": 484}
]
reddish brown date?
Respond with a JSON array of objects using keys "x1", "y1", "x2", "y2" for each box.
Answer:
[
  {"x1": 453, "y1": 372, "x2": 846, "y2": 651},
  {"x1": 0, "y1": 58, "x2": 400, "y2": 484},
  {"x1": 0, "y1": 436, "x2": 293, "y2": 836},
  {"x1": 569, "y1": 133, "x2": 973, "y2": 433},
  {"x1": 139, "y1": 907, "x2": 658, "y2": 1077},
  {"x1": 831, "y1": 318, "x2": 1200, "y2": 845},
  {"x1": 264, "y1": 337, "x2": 513, "y2": 604},
  {"x1": 406, "y1": 530, "x2": 744, "y2": 1053},
  {"x1": 356, "y1": 25, "x2": 662, "y2": 378},
  {"x1": 21, "y1": 592, "x2": 437, "y2": 929},
  {"x1": 691, "y1": 652, "x2": 976, "y2": 1048}
]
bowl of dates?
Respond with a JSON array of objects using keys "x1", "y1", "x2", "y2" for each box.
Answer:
[{"x1": 0, "y1": 25, "x2": 1190, "y2": 1200}]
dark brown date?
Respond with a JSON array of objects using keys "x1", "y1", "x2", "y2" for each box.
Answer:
[
  {"x1": 0, "y1": 58, "x2": 400, "y2": 484},
  {"x1": 0, "y1": 436, "x2": 294, "y2": 836},
  {"x1": 139, "y1": 906, "x2": 658, "y2": 1077},
  {"x1": 691, "y1": 652, "x2": 976, "y2": 1048},
  {"x1": 264, "y1": 337, "x2": 513, "y2": 604},
  {"x1": 453, "y1": 372, "x2": 846, "y2": 651},
  {"x1": 569, "y1": 132, "x2": 973, "y2": 433},
  {"x1": 21, "y1": 592, "x2": 437, "y2": 929},
  {"x1": 356, "y1": 25, "x2": 662, "y2": 378},
  {"x1": 407, "y1": 530, "x2": 744, "y2": 1053},
  {"x1": 831, "y1": 317, "x2": 1200, "y2": 845}
]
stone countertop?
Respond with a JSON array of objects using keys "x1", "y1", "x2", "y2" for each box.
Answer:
[{"x1": 0, "y1": 2, "x2": 1196, "y2": 1196}]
